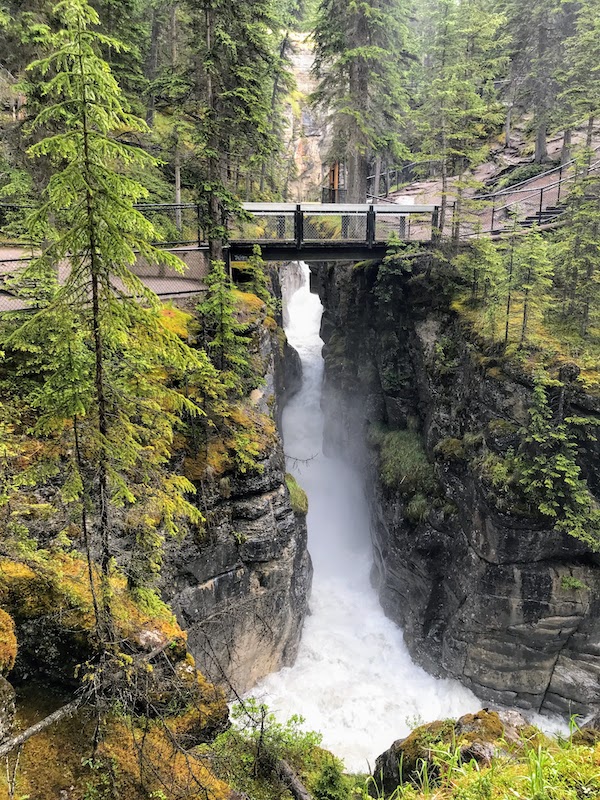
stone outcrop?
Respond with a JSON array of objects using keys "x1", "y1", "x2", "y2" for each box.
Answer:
[
  {"x1": 312, "y1": 259, "x2": 600, "y2": 718},
  {"x1": 372, "y1": 708, "x2": 530, "y2": 797}
]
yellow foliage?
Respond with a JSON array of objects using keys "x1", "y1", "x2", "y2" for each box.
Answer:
[
  {"x1": 183, "y1": 406, "x2": 276, "y2": 481},
  {"x1": 159, "y1": 303, "x2": 193, "y2": 338},
  {"x1": 0, "y1": 553, "x2": 184, "y2": 651},
  {"x1": 0, "y1": 608, "x2": 17, "y2": 675},
  {"x1": 1, "y1": 689, "x2": 229, "y2": 800},
  {"x1": 232, "y1": 289, "x2": 265, "y2": 322}
]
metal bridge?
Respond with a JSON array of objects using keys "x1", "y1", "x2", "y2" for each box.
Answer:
[{"x1": 228, "y1": 202, "x2": 438, "y2": 261}]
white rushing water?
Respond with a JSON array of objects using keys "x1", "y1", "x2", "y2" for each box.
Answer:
[{"x1": 252, "y1": 263, "x2": 482, "y2": 773}]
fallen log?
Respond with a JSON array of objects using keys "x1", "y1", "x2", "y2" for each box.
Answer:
[
  {"x1": 0, "y1": 698, "x2": 80, "y2": 758},
  {"x1": 276, "y1": 759, "x2": 314, "y2": 800}
]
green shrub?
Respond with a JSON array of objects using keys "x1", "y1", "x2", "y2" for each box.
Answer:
[
  {"x1": 560, "y1": 575, "x2": 589, "y2": 591},
  {"x1": 497, "y1": 162, "x2": 548, "y2": 190},
  {"x1": 406, "y1": 493, "x2": 430, "y2": 523},
  {"x1": 313, "y1": 759, "x2": 349, "y2": 800},
  {"x1": 434, "y1": 437, "x2": 467, "y2": 462}
]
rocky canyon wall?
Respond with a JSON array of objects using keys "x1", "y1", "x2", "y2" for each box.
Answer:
[
  {"x1": 162, "y1": 266, "x2": 312, "y2": 694},
  {"x1": 312, "y1": 258, "x2": 600, "y2": 719}
]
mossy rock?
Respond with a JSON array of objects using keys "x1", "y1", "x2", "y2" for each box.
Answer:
[
  {"x1": 373, "y1": 718, "x2": 455, "y2": 793},
  {"x1": 286, "y1": 473, "x2": 309, "y2": 516},
  {"x1": 0, "y1": 554, "x2": 185, "y2": 685},
  {"x1": 573, "y1": 728, "x2": 600, "y2": 746},
  {"x1": 0, "y1": 608, "x2": 17, "y2": 675},
  {"x1": 372, "y1": 710, "x2": 526, "y2": 796},
  {"x1": 455, "y1": 710, "x2": 504, "y2": 743},
  {"x1": 4, "y1": 688, "x2": 229, "y2": 800},
  {"x1": 434, "y1": 436, "x2": 468, "y2": 462}
]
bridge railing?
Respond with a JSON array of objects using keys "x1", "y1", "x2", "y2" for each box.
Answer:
[
  {"x1": 232, "y1": 202, "x2": 438, "y2": 249},
  {"x1": 1, "y1": 201, "x2": 440, "y2": 254}
]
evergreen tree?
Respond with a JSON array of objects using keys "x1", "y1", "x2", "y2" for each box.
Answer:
[
  {"x1": 558, "y1": 0, "x2": 600, "y2": 155},
  {"x1": 516, "y1": 375, "x2": 600, "y2": 550},
  {"x1": 414, "y1": 0, "x2": 506, "y2": 233},
  {"x1": 552, "y1": 171, "x2": 600, "y2": 336},
  {"x1": 514, "y1": 228, "x2": 553, "y2": 346},
  {"x1": 1, "y1": 0, "x2": 219, "y2": 639},
  {"x1": 500, "y1": 0, "x2": 567, "y2": 163},
  {"x1": 198, "y1": 259, "x2": 252, "y2": 389},
  {"x1": 312, "y1": 0, "x2": 415, "y2": 202}
]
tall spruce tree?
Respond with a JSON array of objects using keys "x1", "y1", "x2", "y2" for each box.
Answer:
[
  {"x1": 558, "y1": 0, "x2": 600, "y2": 154},
  {"x1": 414, "y1": 0, "x2": 506, "y2": 233},
  {"x1": 312, "y1": 0, "x2": 414, "y2": 202},
  {"x1": 500, "y1": 0, "x2": 567, "y2": 163},
  {"x1": 1, "y1": 0, "x2": 221, "y2": 640}
]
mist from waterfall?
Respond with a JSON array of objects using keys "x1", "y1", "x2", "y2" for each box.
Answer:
[{"x1": 252, "y1": 263, "x2": 482, "y2": 772}]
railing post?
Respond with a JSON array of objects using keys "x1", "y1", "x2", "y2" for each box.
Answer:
[
  {"x1": 538, "y1": 186, "x2": 544, "y2": 221},
  {"x1": 367, "y1": 204, "x2": 376, "y2": 248},
  {"x1": 399, "y1": 215, "x2": 406, "y2": 239},
  {"x1": 557, "y1": 165, "x2": 563, "y2": 204},
  {"x1": 294, "y1": 204, "x2": 303, "y2": 250},
  {"x1": 197, "y1": 204, "x2": 202, "y2": 246},
  {"x1": 432, "y1": 206, "x2": 440, "y2": 242},
  {"x1": 490, "y1": 197, "x2": 496, "y2": 233}
]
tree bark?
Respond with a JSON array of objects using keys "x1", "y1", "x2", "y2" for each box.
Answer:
[
  {"x1": 0, "y1": 700, "x2": 81, "y2": 759},
  {"x1": 561, "y1": 128, "x2": 572, "y2": 164},
  {"x1": 145, "y1": 7, "x2": 160, "y2": 127},
  {"x1": 373, "y1": 155, "x2": 382, "y2": 202},
  {"x1": 276, "y1": 760, "x2": 314, "y2": 800}
]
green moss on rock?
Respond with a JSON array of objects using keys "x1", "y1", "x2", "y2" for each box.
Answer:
[{"x1": 286, "y1": 473, "x2": 309, "y2": 516}]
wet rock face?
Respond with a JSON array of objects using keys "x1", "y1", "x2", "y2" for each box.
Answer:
[
  {"x1": 313, "y1": 260, "x2": 600, "y2": 719},
  {"x1": 164, "y1": 446, "x2": 312, "y2": 694},
  {"x1": 162, "y1": 313, "x2": 311, "y2": 695}
]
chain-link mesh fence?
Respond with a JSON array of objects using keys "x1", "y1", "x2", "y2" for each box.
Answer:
[
  {"x1": 229, "y1": 212, "x2": 296, "y2": 242},
  {"x1": 136, "y1": 204, "x2": 202, "y2": 245},
  {"x1": 375, "y1": 210, "x2": 434, "y2": 242},
  {"x1": 303, "y1": 210, "x2": 367, "y2": 241}
]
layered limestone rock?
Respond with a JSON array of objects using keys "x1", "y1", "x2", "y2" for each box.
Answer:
[
  {"x1": 163, "y1": 275, "x2": 312, "y2": 694},
  {"x1": 312, "y1": 259, "x2": 600, "y2": 718}
]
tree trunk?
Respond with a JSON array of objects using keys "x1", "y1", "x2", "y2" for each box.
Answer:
[
  {"x1": 521, "y1": 270, "x2": 531, "y2": 346},
  {"x1": 534, "y1": 121, "x2": 548, "y2": 164},
  {"x1": 533, "y1": 20, "x2": 548, "y2": 164},
  {"x1": 145, "y1": 8, "x2": 160, "y2": 127},
  {"x1": 504, "y1": 103, "x2": 513, "y2": 148},
  {"x1": 373, "y1": 155, "x2": 382, "y2": 202},
  {"x1": 170, "y1": 2, "x2": 178, "y2": 64},
  {"x1": 0, "y1": 700, "x2": 81, "y2": 758},
  {"x1": 174, "y1": 146, "x2": 182, "y2": 232},
  {"x1": 78, "y1": 36, "x2": 115, "y2": 645},
  {"x1": 586, "y1": 115, "x2": 595, "y2": 150},
  {"x1": 276, "y1": 760, "x2": 313, "y2": 800}
]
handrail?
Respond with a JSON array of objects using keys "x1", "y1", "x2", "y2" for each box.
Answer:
[
  {"x1": 478, "y1": 143, "x2": 600, "y2": 200},
  {"x1": 492, "y1": 159, "x2": 600, "y2": 215}
]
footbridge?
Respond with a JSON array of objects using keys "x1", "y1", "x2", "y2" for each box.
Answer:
[
  {"x1": 0, "y1": 201, "x2": 438, "y2": 311},
  {"x1": 227, "y1": 202, "x2": 438, "y2": 261}
]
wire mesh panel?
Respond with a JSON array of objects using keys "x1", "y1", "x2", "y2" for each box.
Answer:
[
  {"x1": 229, "y1": 212, "x2": 296, "y2": 242},
  {"x1": 375, "y1": 210, "x2": 433, "y2": 242},
  {"x1": 303, "y1": 211, "x2": 367, "y2": 241}
]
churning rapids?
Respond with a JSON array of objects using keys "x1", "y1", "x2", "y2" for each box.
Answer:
[{"x1": 252, "y1": 263, "x2": 480, "y2": 772}]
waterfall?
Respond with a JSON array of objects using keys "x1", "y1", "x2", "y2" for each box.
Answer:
[{"x1": 252, "y1": 262, "x2": 482, "y2": 772}]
